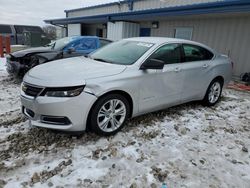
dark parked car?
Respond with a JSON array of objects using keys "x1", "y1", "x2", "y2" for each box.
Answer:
[
  {"x1": 0, "y1": 24, "x2": 48, "y2": 46},
  {"x1": 6, "y1": 36, "x2": 112, "y2": 76}
]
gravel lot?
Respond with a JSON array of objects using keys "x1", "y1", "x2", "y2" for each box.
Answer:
[{"x1": 0, "y1": 65, "x2": 250, "y2": 188}]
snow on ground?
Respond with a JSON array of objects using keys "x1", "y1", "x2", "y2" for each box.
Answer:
[
  {"x1": 0, "y1": 57, "x2": 6, "y2": 72},
  {"x1": 0, "y1": 71, "x2": 250, "y2": 188}
]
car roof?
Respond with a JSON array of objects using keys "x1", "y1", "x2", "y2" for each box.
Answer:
[
  {"x1": 125, "y1": 37, "x2": 215, "y2": 53},
  {"x1": 70, "y1": 36, "x2": 112, "y2": 41},
  {"x1": 73, "y1": 36, "x2": 98, "y2": 39},
  {"x1": 125, "y1": 37, "x2": 187, "y2": 44}
]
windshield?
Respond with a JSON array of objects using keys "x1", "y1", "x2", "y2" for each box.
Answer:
[
  {"x1": 90, "y1": 40, "x2": 154, "y2": 65},
  {"x1": 52, "y1": 37, "x2": 79, "y2": 50}
]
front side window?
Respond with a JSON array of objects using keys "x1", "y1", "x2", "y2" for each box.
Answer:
[
  {"x1": 149, "y1": 43, "x2": 182, "y2": 64},
  {"x1": 90, "y1": 40, "x2": 154, "y2": 65},
  {"x1": 53, "y1": 36, "x2": 79, "y2": 50},
  {"x1": 66, "y1": 38, "x2": 97, "y2": 51},
  {"x1": 183, "y1": 44, "x2": 214, "y2": 62}
]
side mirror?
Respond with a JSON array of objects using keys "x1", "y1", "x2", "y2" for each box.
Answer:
[
  {"x1": 140, "y1": 59, "x2": 164, "y2": 70},
  {"x1": 67, "y1": 47, "x2": 76, "y2": 54}
]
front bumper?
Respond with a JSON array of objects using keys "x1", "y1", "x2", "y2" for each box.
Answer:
[
  {"x1": 20, "y1": 90, "x2": 97, "y2": 132},
  {"x1": 6, "y1": 59, "x2": 22, "y2": 75}
]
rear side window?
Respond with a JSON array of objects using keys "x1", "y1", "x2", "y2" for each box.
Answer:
[
  {"x1": 149, "y1": 44, "x2": 182, "y2": 64},
  {"x1": 183, "y1": 44, "x2": 214, "y2": 62},
  {"x1": 0, "y1": 25, "x2": 12, "y2": 34}
]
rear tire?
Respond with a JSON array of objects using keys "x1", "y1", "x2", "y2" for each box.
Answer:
[
  {"x1": 202, "y1": 79, "x2": 223, "y2": 106},
  {"x1": 90, "y1": 94, "x2": 130, "y2": 136}
]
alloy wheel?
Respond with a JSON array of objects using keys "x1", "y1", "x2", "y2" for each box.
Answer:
[
  {"x1": 97, "y1": 99, "x2": 126, "y2": 132},
  {"x1": 208, "y1": 82, "x2": 221, "y2": 104}
]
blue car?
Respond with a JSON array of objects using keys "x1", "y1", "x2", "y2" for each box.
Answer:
[{"x1": 6, "y1": 36, "x2": 112, "y2": 77}]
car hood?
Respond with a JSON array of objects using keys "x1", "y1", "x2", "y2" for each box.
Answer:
[
  {"x1": 11, "y1": 47, "x2": 54, "y2": 58},
  {"x1": 24, "y1": 56, "x2": 127, "y2": 87}
]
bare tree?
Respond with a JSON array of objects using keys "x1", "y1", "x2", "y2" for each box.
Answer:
[{"x1": 42, "y1": 25, "x2": 56, "y2": 40}]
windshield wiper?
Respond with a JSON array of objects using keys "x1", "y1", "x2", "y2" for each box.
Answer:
[{"x1": 92, "y1": 58, "x2": 111, "y2": 63}]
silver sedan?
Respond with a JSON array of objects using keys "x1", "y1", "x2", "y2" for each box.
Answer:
[{"x1": 21, "y1": 37, "x2": 232, "y2": 135}]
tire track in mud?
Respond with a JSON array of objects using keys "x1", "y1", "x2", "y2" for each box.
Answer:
[
  {"x1": 0, "y1": 111, "x2": 26, "y2": 128},
  {"x1": 0, "y1": 126, "x2": 101, "y2": 161},
  {"x1": 0, "y1": 74, "x2": 22, "y2": 86},
  {"x1": 0, "y1": 73, "x2": 22, "y2": 123}
]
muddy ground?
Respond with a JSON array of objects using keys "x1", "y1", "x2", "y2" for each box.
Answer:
[{"x1": 0, "y1": 71, "x2": 250, "y2": 188}]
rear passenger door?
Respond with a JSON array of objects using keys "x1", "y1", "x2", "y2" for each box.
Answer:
[{"x1": 180, "y1": 43, "x2": 214, "y2": 102}]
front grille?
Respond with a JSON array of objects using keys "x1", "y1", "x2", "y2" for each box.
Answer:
[{"x1": 22, "y1": 83, "x2": 44, "y2": 97}]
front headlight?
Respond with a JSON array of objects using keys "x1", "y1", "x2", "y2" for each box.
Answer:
[{"x1": 44, "y1": 86, "x2": 84, "y2": 97}]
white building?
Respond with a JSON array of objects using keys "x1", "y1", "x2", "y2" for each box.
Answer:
[
  {"x1": 45, "y1": 0, "x2": 250, "y2": 78},
  {"x1": 55, "y1": 26, "x2": 67, "y2": 39}
]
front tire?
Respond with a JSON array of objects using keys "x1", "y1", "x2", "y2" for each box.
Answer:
[
  {"x1": 90, "y1": 94, "x2": 130, "y2": 136},
  {"x1": 202, "y1": 79, "x2": 223, "y2": 106}
]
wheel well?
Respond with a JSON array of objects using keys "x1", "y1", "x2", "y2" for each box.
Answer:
[
  {"x1": 202, "y1": 76, "x2": 225, "y2": 101},
  {"x1": 86, "y1": 90, "x2": 134, "y2": 131},
  {"x1": 213, "y1": 76, "x2": 224, "y2": 86},
  {"x1": 100, "y1": 90, "x2": 133, "y2": 117}
]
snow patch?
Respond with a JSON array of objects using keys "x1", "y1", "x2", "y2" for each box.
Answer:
[{"x1": 0, "y1": 57, "x2": 6, "y2": 72}]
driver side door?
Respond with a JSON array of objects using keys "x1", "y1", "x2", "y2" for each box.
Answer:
[{"x1": 139, "y1": 43, "x2": 185, "y2": 113}]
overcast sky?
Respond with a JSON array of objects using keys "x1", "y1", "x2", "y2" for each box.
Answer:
[{"x1": 0, "y1": 0, "x2": 118, "y2": 26}]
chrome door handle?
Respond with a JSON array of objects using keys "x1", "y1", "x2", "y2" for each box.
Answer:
[{"x1": 203, "y1": 64, "x2": 209, "y2": 68}]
